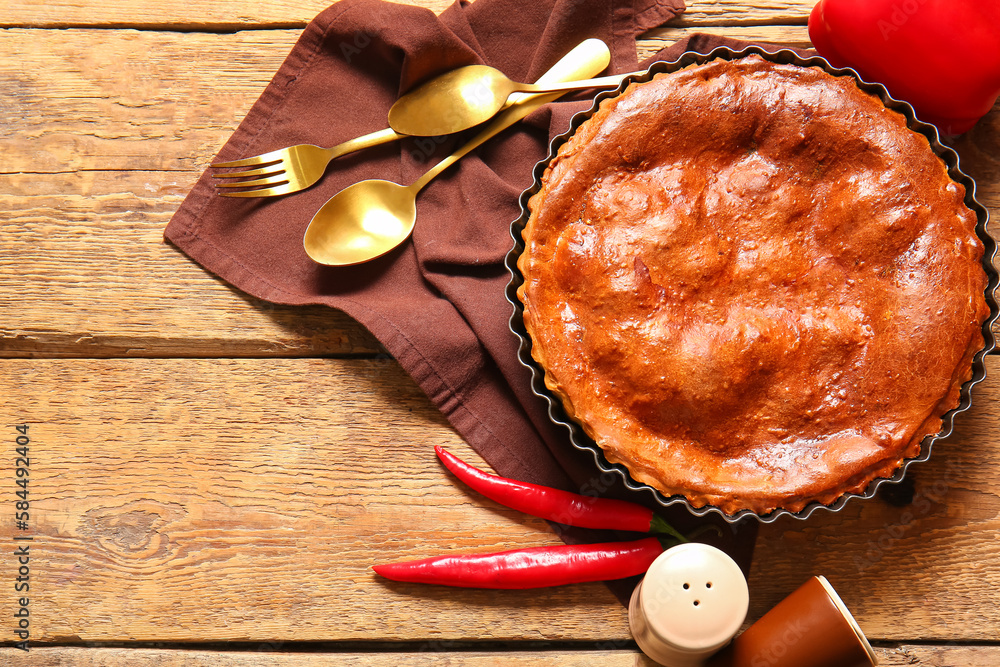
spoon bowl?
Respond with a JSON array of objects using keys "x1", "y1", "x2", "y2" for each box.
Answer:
[
  {"x1": 389, "y1": 66, "x2": 516, "y2": 137},
  {"x1": 304, "y1": 180, "x2": 417, "y2": 266},
  {"x1": 388, "y1": 39, "x2": 632, "y2": 137}
]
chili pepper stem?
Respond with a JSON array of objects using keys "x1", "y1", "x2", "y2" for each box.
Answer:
[{"x1": 649, "y1": 514, "x2": 688, "y2": 543}]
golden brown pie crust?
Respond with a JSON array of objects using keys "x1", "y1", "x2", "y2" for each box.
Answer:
[{"x1": 517, "y1": 56, "x2": 990, "y2": 515}]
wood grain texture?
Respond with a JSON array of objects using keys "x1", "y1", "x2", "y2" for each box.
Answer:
[
  {"x1": 879, "y1": 645, "x2": 1000, "y2": 666},
  {"x1": 2, "y1": 648, "x2": 652, "y2": 666},
  {"x1": 0, "y1": 357, "x2": 626, "y2": 643},
  {"x1": 637, "y1": 24, "x2": 813, "y2": 58},
  {"x1": 2, "y1": 355, "x2": 1000, "y2": 643},
  {"x1": 2, "y1": 27, "x2": 999, "y2": 358},
  {"x1": 4, "y1": 0, "x2": 1000, "y2": 653},
  {"x1": 0, "y1": 29, "x2": 291, "y2": 174},
  {"x1": 4, "y1": 645, "x2": 1000, "y2": 666},
  {"x1": 0, "y1": 0, "x2": 455, "y2": 29},
  {"x1": 0, "y1": 167, "x2": 383, "y2": 358},
  {"x1": 0, "y1": 0, "x2": 815, "y2": 29}
]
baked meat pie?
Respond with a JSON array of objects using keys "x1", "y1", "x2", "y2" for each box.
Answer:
[{"x1": 517, "y1": 56, "x2": 989, "y2": 515}]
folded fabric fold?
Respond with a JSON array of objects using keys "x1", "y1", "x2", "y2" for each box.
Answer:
[{"x1": 165, "y1": 0, "x2": 804, "y2": 603}]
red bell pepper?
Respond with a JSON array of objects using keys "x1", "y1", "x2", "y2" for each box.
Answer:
[{"x1": 809, "y1": 0, "x2": 1000, "y2": 134}]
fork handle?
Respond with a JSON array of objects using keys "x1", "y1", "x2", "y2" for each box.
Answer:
[{"x1": 328, "y1": 127, "x2": 405, "y2": 159}]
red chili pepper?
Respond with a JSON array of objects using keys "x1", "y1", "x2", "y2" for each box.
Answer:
[
  {"x1": 373, "y1": 536, "x2": 667, "y2": 589},
  {"x1": 435, "y1": 446, "x2": 684, "y2": 540},
  {"x1": 808, "y1": 0, "x2": 1000, "y2": 134}
]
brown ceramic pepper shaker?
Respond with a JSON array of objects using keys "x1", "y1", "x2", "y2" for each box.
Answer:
[{"x1": 705, "y1": 575, "x2": 877, "y2": 667}]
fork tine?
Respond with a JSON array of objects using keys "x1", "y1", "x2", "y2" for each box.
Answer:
[
  {"x1": 219, "y1": 182, "x2": 295, "y2": 198},
  {"x1": 215, "y1": 174, "x2": 290, "y2": 189},
  {"x1": 212, "y1": 166, "x2": 286, "y2": 180},
  {"x1": 210, "y1": 148, "x2": 287, "y2": 169}
]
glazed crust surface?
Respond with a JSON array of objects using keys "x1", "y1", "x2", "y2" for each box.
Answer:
[{"x1": 517, "y1": 56, "x2": 990, "y2": 515}]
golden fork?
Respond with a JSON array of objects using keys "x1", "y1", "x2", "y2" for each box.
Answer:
[{"x1": 211, "y1": 128, "x2": 402, "y2": 198}]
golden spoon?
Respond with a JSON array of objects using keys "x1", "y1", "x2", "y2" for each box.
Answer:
[
  {"x1": 304, "y1": 39, "x2": 624, "y2": 266},
  {"x1": 388, "y1": 57, "x2": 639, "y2": 136}
]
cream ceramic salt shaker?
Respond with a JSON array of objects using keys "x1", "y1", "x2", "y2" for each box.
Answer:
[{"x1": 629, "y1": 543, "x2": 750, "y2": 667}]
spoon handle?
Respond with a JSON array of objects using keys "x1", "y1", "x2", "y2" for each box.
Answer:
[
  {"x1": 410, "y1": 40, "x2": 616, "y2": 192},
  {"x1": 516, "y1": 71, "x2": 642, "y2": 95}
]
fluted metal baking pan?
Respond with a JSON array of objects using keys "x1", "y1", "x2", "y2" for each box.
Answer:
[{"x1": 504, "y1": 44, "x2": 999, "y2": 524}]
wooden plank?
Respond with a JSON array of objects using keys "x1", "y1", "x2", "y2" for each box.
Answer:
[
  {"x1": 0, "y1": 29, "x2": 294, "y2": 175},
  {"x1": 637, "y1": 24, "x2": 813, "y2": 59},
  {"x1": 0, "y1": 0, "x2": 815, "y2": 30},
  {"x1": 0, "y1": 167, "x2": 383, "y2": 358},
  {"x1": 879, "y1": 646, "x2": 1000, "y2": 666},
  {"x1": 0, "y1": 0, "x2": 455, "y2": 30},
  {"x1": 1, "y1": 648, "x2": 648, "y2": 666},
  {"x1": 0, "y1": 30, "x2": 381, "y2": 357},
  {"x1": 4, "y1": 645, "x2": 1000, "y2": 666},
  {"x1": 2, "y1": 355, "x2": 1000, "y2": 643},
  {"x1": 671, "y1": 0, "x2": 813, "y2": 26},
  {"x1": 0, "y1": 357, "x2": 626, "y2": 643},
  {"x1": 2, "y1": 27, "x2": 999, "y2": 358}
]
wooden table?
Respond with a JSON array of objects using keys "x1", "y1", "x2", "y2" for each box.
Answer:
[{"x1": 3, "y1": 0, "x2": 999, "y2": 663}]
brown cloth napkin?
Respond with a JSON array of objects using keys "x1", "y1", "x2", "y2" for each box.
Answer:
[{"x1": 165, "y1": 0, "x2": 807, "y2": 602}]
